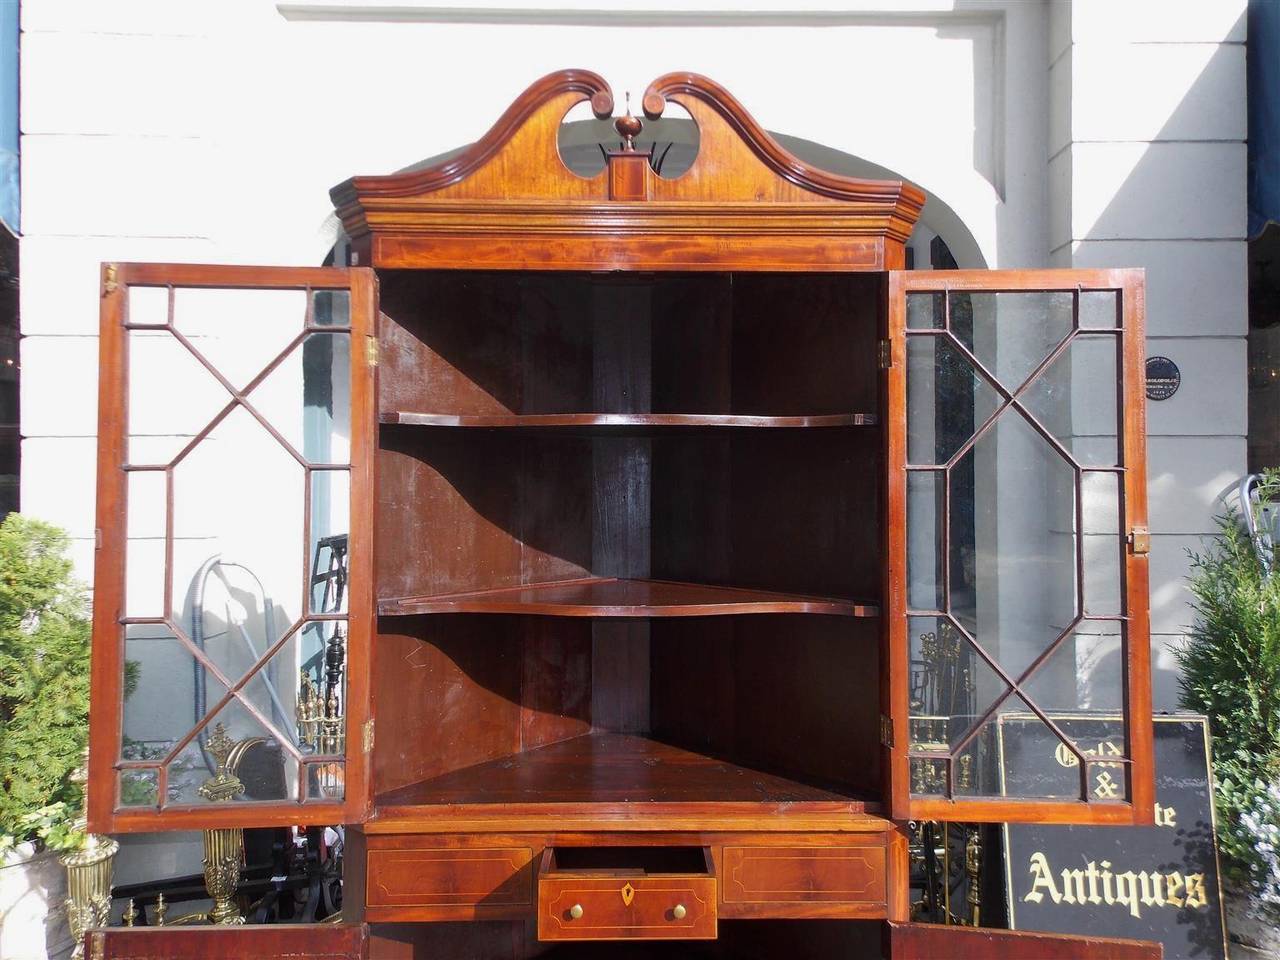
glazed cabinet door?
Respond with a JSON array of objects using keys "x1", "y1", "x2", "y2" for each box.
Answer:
[
  {"x1": 885, "y1": 269, "x2": 1153, "y2": 825},
  {"x1": 88, "y1": 263, "x2": 377, "y2": 832}
]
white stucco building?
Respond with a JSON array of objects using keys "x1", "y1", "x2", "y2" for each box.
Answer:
[{"x1": 13, "y1": 0, "x2": 1248, "y2": 888}]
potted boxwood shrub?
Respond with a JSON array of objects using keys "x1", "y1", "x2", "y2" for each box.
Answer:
[
  {"x1": 0, "y1": 515, "x2": 92, "y2": 960},
  {"x1": 1177, "y1": 474, "x2": 1280, "y2": 957}
]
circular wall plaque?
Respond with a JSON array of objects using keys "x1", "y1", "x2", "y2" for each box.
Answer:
[{"x1": 1145, "y1": 356, "x2": 1181, "y2": 401}]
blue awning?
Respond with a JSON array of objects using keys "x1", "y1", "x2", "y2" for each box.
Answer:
[{"x1": 1250, "y1": 0, "x2": 1280, "y2": 238}]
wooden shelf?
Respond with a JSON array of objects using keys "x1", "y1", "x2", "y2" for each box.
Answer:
[
  {"x1": 374, "y1": 734, "x2": 882, "y2": 829},
  {"x1": 378, "y1": 577, "x2": 878, "y2": 618},
  {"x1": 382, "y1": 411, "x2": 875, "y2": 430}
]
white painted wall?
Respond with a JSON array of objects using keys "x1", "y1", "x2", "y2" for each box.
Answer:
[{"x1": 1047, "y1": 0, "x2": 1248, "y2": 710}]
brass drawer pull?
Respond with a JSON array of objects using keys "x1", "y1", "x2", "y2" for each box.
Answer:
[
  {"x1": 568, "y1": 903, "x2": 584, "y2": 920},
  {"x1": 672, "y1": 904, "x2": 687, "y2": 920}
]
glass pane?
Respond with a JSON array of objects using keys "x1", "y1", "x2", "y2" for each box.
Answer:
[
  {"x1": 908, "y1": 616, "x2": 1009, "y2": 752},
  {"x1": 127, "y1": 286, "x2": 168, "y2": 327},
  {"x1": 1020, "y1": 629, "x2": 1124, "y2": 711},
  {"x1": 1020, "y1": 334, "x2": 1119, "y2": 466},
  {"x1": 165, "y1": 698, "x2": 298, "y2": 806},
  {"x1": 906, "y1": 292, "x2": 943, "y2": 329},
  {"x1": 125, "y1": 538, "x2": 165, "y2": 620},
  {"x1": 1082, "y1": 471, "x2": 1123, "y2": 615},
  {"x1": 999, "y1": 714, "x2": 1127, "y2": 801},
  {"x1": 910, "y1": 757, "x2": 948, "y2": 797},
  {"x1": 127, "y1": 330, "x2": 230, "y2": 465},
  {"x1": 305, "y1": 761, "x2": 345, "y2": 802},
  {"x1": 172, "y1": 288, "x2": 306, "y2": 391},
  {"x1": 169, "y1": 405, "x2": 304, "y2": 636},
  {"x1": 251, "y1": 332, "x2": 352, "y2": 464},
  {"x1": 122, "y1": 625, "x2": 227, "y2": 764},
  {"x1": 948, "y1": 409, "x2": 1079, "y2": 672},
  {"x1": 1087, "y1": 760, "x2": 1130, "y2": 802},
  {"x1": 949, "y1": 291, "x2": 1074, "y2": 390},
  {"x1": 970, "y1": 697, "x2": 1083, "y2": 799},
  {"x1": 906, "y1": 335, "x2": 1002, "y2": 465},
  {"x1": 309, "y1": 470, "x2": 350, "y2": 615},
  {"x1": 259, "y1": 623, "x2": 335, "y2": 757},
  {"x1": 313, "y1": 290, "x2": 350, "y2": 328},
  {"x1": 906, "y1": 470, "x2": 943, "y2": 611},
  {"x1": 1079, "y1": 290, "x2": 1119, "y2": 329},
  {"x1": 119, "y1": 769, "x2": 160, "y2": 808}
]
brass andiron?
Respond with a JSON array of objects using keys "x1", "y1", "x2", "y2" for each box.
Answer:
[
  {"x1": 196, "y1": 723, "x2": 265, "y2": 925},
  {"x1": 965, "y1": 827, "x2": 983, "y2": 927},
  {"x1": 62, "y1": 752, "x2": 118, "y2": 960}
]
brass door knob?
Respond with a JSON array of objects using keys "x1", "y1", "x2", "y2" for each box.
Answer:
[
  {"x1": 672, "y1": 903, "x2": 687, "y2": 920},
  {"x1": 569, "y1": 903, "x2": 584, "y2": 920}
]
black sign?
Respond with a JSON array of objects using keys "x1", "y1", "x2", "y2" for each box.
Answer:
[
  {"x1": 1001, "y1": 715, "x2": 1227, "y2": 960},
  {"x1": 1146, "y1": 356, "x2": 1181, "y2": 400}
]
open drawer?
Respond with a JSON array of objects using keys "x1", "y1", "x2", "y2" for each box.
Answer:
[{"x1": 537, "y1": 846, "x2": 717, "y2": 941}]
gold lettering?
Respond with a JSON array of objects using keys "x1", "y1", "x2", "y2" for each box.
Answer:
[
  {"x1": 1021, "y1": 854, "x2": 1208, "y2": 916},
  {"x1": 1154, "y1": 803, "x2": 1178, "y2": 828},
  {"x1": 1060, "y1": 867, "x2": 1087, "y2": 905},
  {"x1": 1094, "y1": 770, "x2": 1121, "y2": 799},
  {"x1": 1100, "y1": 860, "x2": 1116, "y2": 905},
  {"x1": 1184, "y1": 874, "x2": 1208, "y2": 909},
  {"x1": 1114, "y1": 871, "x2": 1141, "y2": 919},
  {"x1": 1139, "y1": 870, "x2": 1165, "y2": 907},
  {"x1": 1085, "y1": 860, "x2": 1103, "y2": 905},
  {"x1": 1055, "y1": 743, "x2": 1079, "y2": 768},
  {"x1": 1025, "y1": 852, "x2": 1062, "y2": 905}
]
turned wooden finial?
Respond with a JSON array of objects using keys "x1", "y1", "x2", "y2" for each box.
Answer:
[{"x1": 614, "y1": 92, "x2": 643, "y2": 151}]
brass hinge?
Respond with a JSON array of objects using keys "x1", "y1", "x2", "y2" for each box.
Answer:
[
  {"x1": 878, "y1": 339, "x2": 894, "y2": 370},
  {"x1": 365, "y1": 336, "x2": 380, "y2": 368},
  {"x1": 362, "y1": 718, "x2": 375, "y2": 753},
  {"x1": 1128, "y1": 526, "x2": 1150, "y2": 555},
  {"x1": 102, "y1": 264, "x2": 118, "y2": 297},
  {"x1": 880, "y1": 714, "x2": 895, "y2": 748}
]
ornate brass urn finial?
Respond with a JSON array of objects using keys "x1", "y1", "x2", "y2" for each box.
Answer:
[
  {"x1": 62, "y1": 749, "x2": 118, "y2": 960},
  {"x1": 195, "y1": 723, "x2": 266, "y2": 925},
  {"x1": 614, "y1": 92, "x2": 643, "y2": 152}
]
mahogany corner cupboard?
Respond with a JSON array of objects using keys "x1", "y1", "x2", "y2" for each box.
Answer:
[{"x1": 86, "y1": 71, "x2": 1161, "y2": 959}]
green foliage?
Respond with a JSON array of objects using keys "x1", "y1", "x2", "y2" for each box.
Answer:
[
  {"x1": 0, "y1": 514, "x2": 92, "y2": 853},
  {"x1": 1177, "y1": 473, "x2": 1280, "y2": 901}
]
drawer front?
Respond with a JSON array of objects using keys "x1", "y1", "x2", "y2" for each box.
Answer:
[
  {"x1": 538, "y1": 876, "x2": 717, "y2": 941},
  {"x1": 366, "y1": 846, "x2": 533, "y2": 910},
  {"x1": 722, "y1": 844, "x2": 886, "y2": 905}
]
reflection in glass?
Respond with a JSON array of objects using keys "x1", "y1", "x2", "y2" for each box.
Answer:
[
  {"x1": 252, "y1": 332, "x2": 352, "y2": 464},
  {"x1": 119, "y1": 280, "x2": 354, "y2": 808},
  {"x1": 167, "y1": 697, "x2": 297, "y2": 806},
  {"x1": 948, "y1": 410, "x2": 1078, "y2": 667},
  {"x1": 313, "y1": 290, "x2": 351, "y2": 327},
  {"x1": 1021, "y1": 334, "x2": 1119, "y2": 466},
  {"x1": 904, "y1": 284, "x2": 1128, "y2": 804},
  {"x1": 118, "y1": 769, "x2": 159, "y2": 808},
  {"x1": 906, "y1": 336, "x2": 1001, "y2": 465},
  {"x1": 310, "y1": 470, "x2": 350, "y2": 616},
  {"x1": 172, "y1": 288, "x2": 306, "y2": 390},
  {"x1": 950, "y1": 291, "x2": 1073, "y2": 390},
  {"x1": 965, "y1": 696, "x2": 1081, "y2": 799},
  {"x1": 1079, "y1": 290, "x2": 1119, "y2": 329},
  {"x1": 906, "y1": 292, "x2": 943, "y2": 330},
  {"x1": 906, "y1": 471, "x2": 943, "y2": 611},
  {"x1": 127, "y1": 330, "x2": 229, "y2": 464}
]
